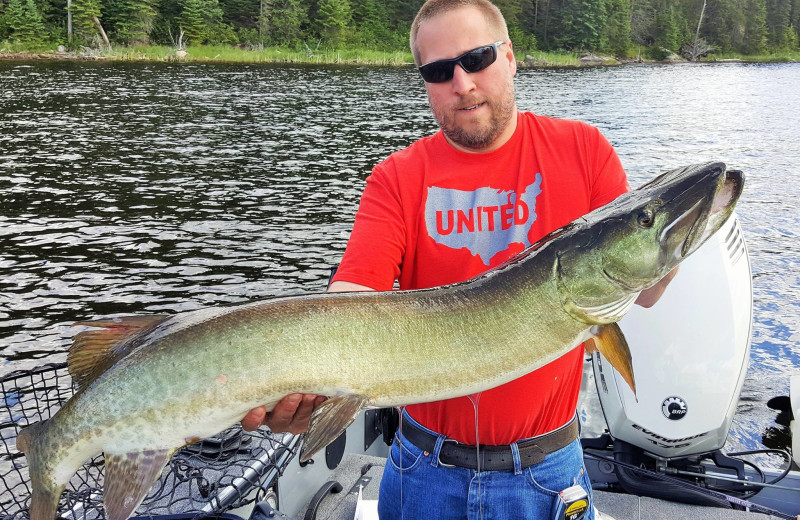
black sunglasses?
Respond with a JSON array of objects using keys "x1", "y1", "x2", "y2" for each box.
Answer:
[{"x1": 418, "y1": 41, "x2": 505, "y2": 84}]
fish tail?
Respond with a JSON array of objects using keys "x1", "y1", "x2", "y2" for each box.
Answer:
[{"x1": 17, "y1": 421, "x2": 67, "y2": 520}]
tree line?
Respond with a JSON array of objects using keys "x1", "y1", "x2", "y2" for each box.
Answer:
[{"x1": 1, "y1": 0, "x2": 799, "y2": 57}]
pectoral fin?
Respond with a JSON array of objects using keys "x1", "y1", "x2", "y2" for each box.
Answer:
[
  {"x1": 300, "y1": 394, "x2": 369, "y2": 463},
  {"x1": 103, "y1": 448, "x2": 174, "y2": 520},
  {"x1": 589, "y1": 323, "x2": 636, "y2": 396}
]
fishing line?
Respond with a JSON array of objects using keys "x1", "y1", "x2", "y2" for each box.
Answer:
[
  {"x1": 397, "y1": 405, "x2": 405, "y2": 520},
  {"x1": 467, "y1": 392, "x2": 483, "y2": 520},
  {"x1": 663, "y1": 468, "x2": 800, "y2": 493},
  {"x1": 583, "y1": 452, "x2": 797, "y2": 520}
]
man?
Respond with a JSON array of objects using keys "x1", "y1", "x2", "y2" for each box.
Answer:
[{"x1": 242, "y1": 0, "x2": 675, "y2": 517}]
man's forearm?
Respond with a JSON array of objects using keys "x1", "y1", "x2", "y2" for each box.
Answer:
[{"x1": 328, "y1": 280, "x2": 377, "y2": 293}]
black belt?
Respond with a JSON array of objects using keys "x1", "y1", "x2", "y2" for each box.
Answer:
[{"x1": 398, "y1": 416, "x2": 579, "y2": 471}]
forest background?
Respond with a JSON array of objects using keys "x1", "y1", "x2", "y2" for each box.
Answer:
[{"x1": 1, "y1": 0, "x2": 799, "y2": 62}]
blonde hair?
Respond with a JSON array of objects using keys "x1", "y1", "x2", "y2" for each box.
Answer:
[{"x1": 410, "y1": 0, "x2": 510, "y2": 66}]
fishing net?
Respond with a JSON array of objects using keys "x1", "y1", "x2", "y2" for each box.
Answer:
[{"x1": 0, "y1": 363, "x2": 299, "y2": 520}]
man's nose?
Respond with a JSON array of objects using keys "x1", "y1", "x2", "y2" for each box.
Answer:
[{"x1": 451, "y1": 65, "x2": 476, "y2": 95}]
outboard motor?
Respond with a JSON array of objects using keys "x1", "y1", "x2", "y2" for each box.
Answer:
[{"x1": 591, "y1": 214, "x2": 753, "y2": 501}]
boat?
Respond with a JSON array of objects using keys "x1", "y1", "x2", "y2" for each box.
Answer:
[{"x1": 1, "y1": 215, "x2": 798, "y2": 520}]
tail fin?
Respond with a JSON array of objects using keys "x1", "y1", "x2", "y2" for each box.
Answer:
[{"x1": 17, "y1": 421, "x2": 67, "y2": 520}]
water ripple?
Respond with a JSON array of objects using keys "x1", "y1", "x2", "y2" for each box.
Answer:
[{"x1": 1, "y1": 61, "x2": 799, "y2": 458}]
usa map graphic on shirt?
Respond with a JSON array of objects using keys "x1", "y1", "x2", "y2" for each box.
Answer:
[{"x1": 424, "y1": 173, "x2": 543, "y2": 265}]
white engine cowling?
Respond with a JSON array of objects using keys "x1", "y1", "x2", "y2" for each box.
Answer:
[{"x1": 593, "y1": 214, "x2": 752, "y2": 459}]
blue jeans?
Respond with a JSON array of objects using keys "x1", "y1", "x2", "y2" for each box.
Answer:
[{"x1": 377, "y1": 413, "x2": 594, "y2": 520}]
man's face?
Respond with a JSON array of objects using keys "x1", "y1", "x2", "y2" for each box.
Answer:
[{"x1": 415, "y1": 7, "x2": 517, "y2": 153}]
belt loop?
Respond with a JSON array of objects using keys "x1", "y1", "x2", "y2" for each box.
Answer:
[
  {"x1": 430, "y1": 435, "x2": 447, "y2": 468},
  {"x1": 510, "y1": 442, "x2": 523, "y2": 475}
]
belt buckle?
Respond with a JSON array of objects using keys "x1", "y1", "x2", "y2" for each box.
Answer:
[{"x1": 436, "y1": 438, "x2": 459, "y2": 468}]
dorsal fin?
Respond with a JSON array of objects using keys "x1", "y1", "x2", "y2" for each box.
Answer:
[{"x1": 68, "y1": 315, "x2": 170, "y2": 390}]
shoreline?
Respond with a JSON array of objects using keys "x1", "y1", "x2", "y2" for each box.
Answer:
[{"x1": 1, "y1": 48, "x2": 798, "y2": 67}]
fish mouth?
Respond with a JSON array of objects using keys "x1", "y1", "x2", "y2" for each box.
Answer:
[
  {"x1": 681, "y1": 168, "x2": 744, "y2": 257},
  {"x1": 653, "y1": 164, "x2": 743, "y2": 264},
  {"x1": 602, "y1": 268, "x2": 642, "y2": 292}
]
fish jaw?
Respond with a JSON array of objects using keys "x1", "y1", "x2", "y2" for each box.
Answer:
[
  {"x1": 646, "y1": 163, "x2": 743, "y2": 269},
  {"x1": 687, "y1": 167, "x2": 744, "y2": 254}
]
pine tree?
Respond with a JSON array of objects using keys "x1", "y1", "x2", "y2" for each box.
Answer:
[
  {"x1": 742, "y1": 0, "x2": 767, "y2": 53},
  {"x1": 69, "y1": 0, "x2": 103, "y2": 43},
  {"x1": 387, "y1": 0, "x2": 423, "y2": 26},
  {"x1": 178, "y1": 0, "x2": 231, "y2": 44},
  {"x1": 704, "y1": 0, "x2": 751, "y2": 52},
  {"x1": 766, "y1": 0, "x2": 792, "y2": 48},
  {"x1": 652, "y1": 2, "x2": 679, "y2": 51},
  {"x1": 257, "y1": 0, "x2": 273, "y2": 43},
  {"x1": 551, "y1": 0, "x2": 609, "y2": 50},
  {"x1": 629, "y1": 0, "x2": 656, "y2": 46},
  {"x1": 149, "y1": 0, "x2": 181, "y2": 44},
  {"x1": 104, "y1": 0, "x2": 158, "y2": 44},
  {"x1": 3, "y1": 0, "x2": 47, "y2": 42},
  {"x1": 269, "y1": 0, "x2": 307, "y2": 45},
  {"x1": 492, "y1": 0, "x2": 523, "y2": 28},
  {"x1": 178, "y1": 0, "x2": 208, "y2": 43},
  {"x1": 495, "y1": 0, "x2": 535, "y2": 52},
  {"x1": 222, "y1": 0, "x2": 260, "y2": 29},
  {"x1": 605, "y1": 0, "x2": 632, "y2": 57},
  {"x1": 316, "y1": 0, "x2": 351, "y2": 46},
  {"x1": 350, "y1": 0, "x2": 391, "y2": 47},
  {"x1": 792, "y1": 0, "x2": 800, "y2": 45}
]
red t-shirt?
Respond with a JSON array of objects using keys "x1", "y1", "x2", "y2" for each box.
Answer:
[{"x1": 333, "y1": 111, "x2": 629, "y2": 444}]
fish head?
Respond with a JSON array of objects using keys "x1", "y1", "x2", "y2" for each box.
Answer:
[
  {"x1": 556, "y1": 162, "x2": 743, "y2": 323},
  {"x1": 601, "y1": 162, "x2": 743, "y2": 288}
]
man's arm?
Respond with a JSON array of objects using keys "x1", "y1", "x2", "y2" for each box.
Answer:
[
  {"x1": 240, "y1": 281, "x2": 375, "y2": 433},
  {"x1": 327, "y1": 281, "x2": 376, "y2": 293}
]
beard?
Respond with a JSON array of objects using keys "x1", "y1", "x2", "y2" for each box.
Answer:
[{"x1": 431, "y1": 80, "x2": 517, "y2": 151}]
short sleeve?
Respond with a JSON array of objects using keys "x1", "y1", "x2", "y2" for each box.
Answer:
[
  {"x1": 331, "y1": 164, "x2": 406, "y2": 291},
  {"x1": 587, "y1": 125, "x2": 630, "y2": 210}
]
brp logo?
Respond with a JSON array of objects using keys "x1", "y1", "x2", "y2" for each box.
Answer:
[{"x1": 662, "y1": 396, "x2": 688, "y2": 420}]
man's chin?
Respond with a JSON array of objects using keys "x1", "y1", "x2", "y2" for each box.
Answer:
[{"x1": 443, "y1": 126, "x2": 499, "y2": 150}]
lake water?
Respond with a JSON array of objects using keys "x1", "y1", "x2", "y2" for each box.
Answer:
[{"x1": 1, "y1": 60, "x2": 798, "y2": 459}]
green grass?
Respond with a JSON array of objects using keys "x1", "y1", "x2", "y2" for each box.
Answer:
[
  {"x1": 0, "y1": 39, "x2": 60, "y2": 53},
  {"x1": 0, "y1": 41, "x2": 415, "y2": 65},
  {"x1": 703, "y1": 50, "x2": 800, "y2": 63},
  {"x1": 514, "y1": 50, "x2": 581, "y2": 67}
]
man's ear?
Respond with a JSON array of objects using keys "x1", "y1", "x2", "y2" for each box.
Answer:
[{"x1": 505, "y1": 41, "x2": 517, "y2": 77}]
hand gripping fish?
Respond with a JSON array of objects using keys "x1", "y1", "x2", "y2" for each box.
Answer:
[{"x1": 17, "y1": 162, "x2": 743, "y2": 520}]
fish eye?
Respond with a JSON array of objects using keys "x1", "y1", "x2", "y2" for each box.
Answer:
[{"x1": 637, "y1": 209, "x2": 655, "y2": 227}]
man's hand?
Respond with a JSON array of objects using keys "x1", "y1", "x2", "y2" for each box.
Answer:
[
  {"x1": 241, "y1": 394, "x2": 327, "y2": 433},
  {"x1": 635, "y1": 267, "x2": 679, "y2": 308}
]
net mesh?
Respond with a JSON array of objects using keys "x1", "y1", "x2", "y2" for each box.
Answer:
[{"x1": 0, "y1": 363, "x2": 299, "y2": 520}]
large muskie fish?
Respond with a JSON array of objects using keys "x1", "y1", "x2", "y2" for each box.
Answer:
[{"x1": 18, "y1": 162, "x2": 743, "y2": 520}]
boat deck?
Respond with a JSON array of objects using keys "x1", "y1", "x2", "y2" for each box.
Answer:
[{"x1": 310, "y1": 454, "x2": 787, "y2": 520}]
